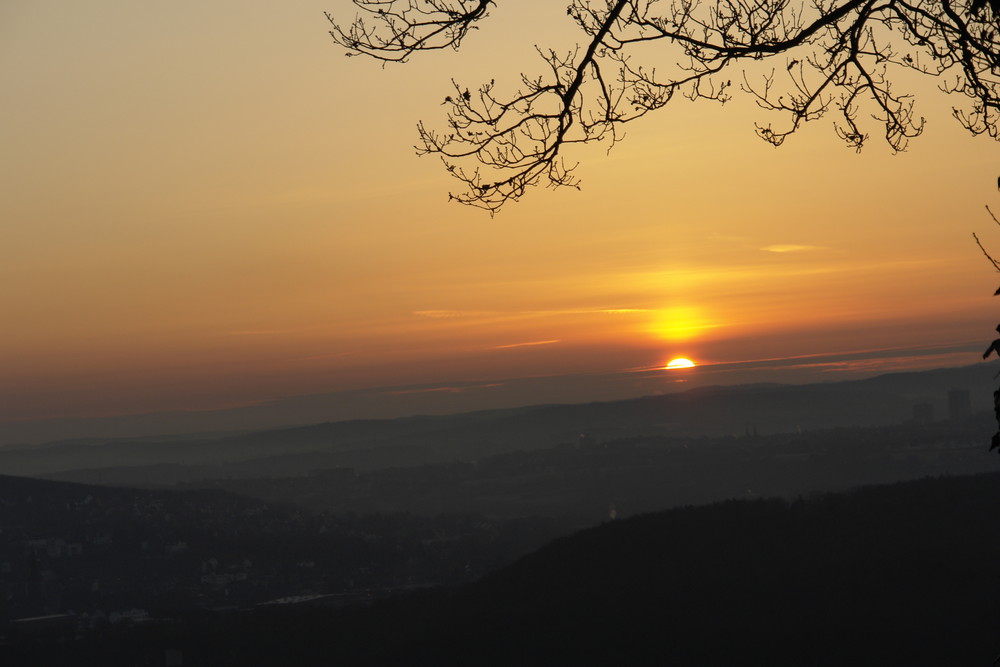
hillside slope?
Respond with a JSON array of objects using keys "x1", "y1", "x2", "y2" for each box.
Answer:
[{"x1": 12, "y1": 472, "x2": 1000, "y2": 666}]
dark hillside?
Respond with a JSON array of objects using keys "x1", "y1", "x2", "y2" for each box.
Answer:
[
  {"x1": 12, "y1": 472, "x2": 1000, "y2": 665},
  {"x1": 397, "y1": 473, "x2": 1000, "y2": 666}
]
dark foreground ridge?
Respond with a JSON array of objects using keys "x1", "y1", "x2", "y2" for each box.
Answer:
[{"x1": 6, "y1": 471, "x2": 1000, "y2": 666}]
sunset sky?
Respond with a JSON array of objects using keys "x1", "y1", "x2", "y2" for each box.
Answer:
[{"x1": 2, "y1": 0, "x2": 998, "y2": 439}]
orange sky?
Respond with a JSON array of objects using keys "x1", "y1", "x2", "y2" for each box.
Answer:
[{"x1": 1, "y1": 0, "x2": 998, "y2": 431}]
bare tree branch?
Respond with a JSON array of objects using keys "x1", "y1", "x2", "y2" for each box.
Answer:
[
  {"x1": 329, "y1": 0, "x2": 1000, "y2": 212},
  {"x1": 327, "y1": 0, "x2": 493, "y2": 62},
  {"x1": 974, "y1": 231, "x2": 1000, "y2": 270}
]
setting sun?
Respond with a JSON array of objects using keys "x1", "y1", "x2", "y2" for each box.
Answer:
[{"x1": 666, "y1": 358, "x2": 696, "y2": 369}]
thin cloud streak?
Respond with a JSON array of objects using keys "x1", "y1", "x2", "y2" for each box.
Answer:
[
  {"x1": 494, "y1": 339, "x2": 561, "y2": 349},
  {"x1": 623, "y1": 255, "x2": 954, "y2": 286},
  {"x1": 760, "y1": 244, "x2": 825, "y2": 253},
  {"x1": 226, "y1": 328, "x2": 303, "y2": 336},
  {"x1": 711, "y1": 339, "x2": 981, "y2": 369},
  {"x1": 413, "y1": 308, "x2": 650, "y2": 319},
  {"x1": 624, "y1": 339, "x2": 982, "y2": 376},
  {"x1": 779, "y1": 351, "x2": 980, "y2": 374},
  {"x1": 413, "y1": 310, "x2": 491, "y2": 318},
  {"x1": 383, "y1": 382, "x2": 506, "y2": 395}
]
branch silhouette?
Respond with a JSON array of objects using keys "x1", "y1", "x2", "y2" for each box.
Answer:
[
  {"x1": 329, "y1": 0, "x2": 1000, "y2": 212},
  {"x1": 978, "y1": 181, "x2": 1000, "y2": 452}
]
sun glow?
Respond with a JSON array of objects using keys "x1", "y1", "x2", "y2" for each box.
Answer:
[
  {"x1": 648, "y1": 306, "x2": 716, "y2": 342},
  {"x1": 666, "y1": 358, "x2": 696, "y2": 369}
]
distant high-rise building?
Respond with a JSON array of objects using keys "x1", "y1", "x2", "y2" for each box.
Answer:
[
  {"x1": 913, "y1": 403, "x2": 934, "y2": 425},
  {"x1": 948, "y1": 389, "x2": 971, "y2": 423}
]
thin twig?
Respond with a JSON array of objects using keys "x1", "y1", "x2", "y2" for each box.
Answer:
[{"x1": 973, "y1": 232, "x2": 1000, "y2": 271}]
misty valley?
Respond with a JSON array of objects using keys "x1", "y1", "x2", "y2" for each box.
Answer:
[{"x1": 2, "y1": 364, "x2": 1000, "y2": 664}]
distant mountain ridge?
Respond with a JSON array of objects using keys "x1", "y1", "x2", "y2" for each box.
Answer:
[
  {"x1": 0, "y1": 364, "x2": 994, "y2": 494},
  {"x1": 0, "y1": 363, "x2": 994, "y2": 487},
  {"x1": 2, "y1": 361, "x2": 992, "y2": 448}
]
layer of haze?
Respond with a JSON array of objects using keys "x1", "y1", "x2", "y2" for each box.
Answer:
[{"x1": 2, "y1": 0, "x2": 997, "y2": 434}]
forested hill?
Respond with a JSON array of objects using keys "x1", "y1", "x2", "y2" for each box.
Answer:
[
  {"x1": 326, "y1": 472, "x2": 1000, "y2": 665},
  {"x1": 14, "y1": 471, "x2": 1000, "y2": 666}
]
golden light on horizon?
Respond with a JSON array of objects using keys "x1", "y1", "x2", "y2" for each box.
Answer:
[{"x1": 666, "y1": 358, "x2": 696, "y2": 369}]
